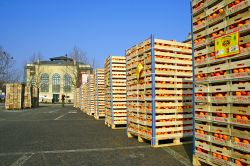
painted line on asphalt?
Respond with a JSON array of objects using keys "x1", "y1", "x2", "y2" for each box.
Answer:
[
  {"x1": 0, "y1": 119, "x2": 95, "y2": 122},
  {"x1": 161, "y1": 147, "x2": 192, "y2": 166},
  {"x1": 54, "y1": 113, "x2": 68, "y2": 120},
  {"x1": 10, "y1": 153, "x2": 34, "y2": 166},
  {"x1": 0, "y1": 145, "x2": 150, "y2": 157}
]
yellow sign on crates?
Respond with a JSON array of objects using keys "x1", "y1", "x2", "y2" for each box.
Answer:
[
  {"x1": 215, "y1": 31, "x2": 240, "y2": 59},
  {"x1": 136, "y1": 63, "x2": 143, "y2": 80}
]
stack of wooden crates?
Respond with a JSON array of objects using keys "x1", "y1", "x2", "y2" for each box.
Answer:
[
  {"x1": 5, "y1": 83, "x2": 39, "y2": 110},
  {"x1": 104, "y1": 56, "x2": 127, "y2": 129},
  {"x1": 74, "y1": 88, "x2": 80, "y2": 108},
  {"x1": 87, "y1": 74, "x2": 95, "y2": 116},
  {"x1": 126, "y1": 36, "x2": 193, "y2": 147},
  {"x1": 192, "y1": 0, "x2": 250, "y2": 165},
  {"x1": 94, "y1": 69, "x2": 105, "y2": 119},
  {"x1": 80, "y1": 83, "x2": 88, "y2": 113}
]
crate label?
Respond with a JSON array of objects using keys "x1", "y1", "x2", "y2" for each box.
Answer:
[
  {"x1": 196, "y1": 96, "x2": 206, "y2": 101},
  {"x1": 211, "y1": 137, "x2": 227, "y2": 145},
  {"x1": 195, "y1": 151, "x2": 207, "y2": 159},
  {"x1": 232, "y1": 72, "x2": 250, "y2": 79},
  {"x1": 227, "y1": 1, "x2": 248, "y2": 14},
  {"x1": 196, "y1": 133, "x2": 208, "y2": 140},
  {"x1": 211, "y1": 116, "x2": 227, "y2": 122},
  {"x1": 211, "y1": 157, "x2": 230, "y2": 166},
  {"x1": 233, "y1": 96, "x2": 250, "y2": 103},
  {"x1": 232, "y1": 118, "x2": 249, "y2": 125},
  {"x1": 233, "y1": 142, "x2": 250, "y2": 151},
  {"x1": 211, "y1": 75, "x2": 227, "y2": 81}
]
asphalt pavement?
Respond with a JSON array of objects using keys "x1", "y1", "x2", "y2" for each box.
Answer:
[{"x1": 0, "y1": 103, "x2": 193, "y2": 166}]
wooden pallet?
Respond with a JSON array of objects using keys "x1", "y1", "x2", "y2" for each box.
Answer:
[
  {"x1": 105, "y1": 121, "x2": 127, "y2": 129},
  {"x1": 127, "y1": 131, "x2": 192, "y2": 148}
]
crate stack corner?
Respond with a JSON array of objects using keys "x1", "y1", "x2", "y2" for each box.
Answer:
[
  {"x1": 87, "y1": 74, "x2": 95, "y2": 116},
  {"x1": 94, "y1": 69, "x2": 105, "y2": 120},
  {"x1": 104, "y1": 56, "x2": 127, "y2": 129},
  {"x1": 192, "y1": 0, "x2": 250, "y2": 165},
  {"x1": 126, "y1": 37, "x2": 193, "y2": 147}
]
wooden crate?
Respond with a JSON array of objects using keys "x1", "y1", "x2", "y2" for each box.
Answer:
[
  {"x1": 126, "y1": 37, "x2": 193, "y2": 147},
  {"x1": 193, "y1": 1, "x2": 250, "y2": 165},
  {"x1": 5, "y1": 83, "x2": 25, "y2": 110},
  {"x1": 105, "y1": 56, "x2": 127, "y2": 128},
  {"x1": 94, "y1": 69, "x2": 105, "y2": 119}
]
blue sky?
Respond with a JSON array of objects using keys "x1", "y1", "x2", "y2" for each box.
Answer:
[{"x1": 0, "y1": 0, "x2": 191, "y2": 69}]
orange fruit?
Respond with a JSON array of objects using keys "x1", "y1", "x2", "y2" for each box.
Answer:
[
  {"x1": 222, "y1": 147, "x2": 227, "y2": 150},
  {"x1": 242, "y1": 115, "x2": 248, "y2": 120},
  {"x1": 245, "y1": 68, "x2": 250, "y2": 72},
  {"x1": 212, "y1": 13, "x2": 217, "y2": 18},
  {"x1": 230, "y1": 25, "x2": 235, "y2": 29},
  {"x1": 233, "y1": 69, "x2": 239, "y2": 73},
  {"x1": 219, "y1": 9, "x2": 224, "y2": 14},
  {"x1": 236, "y1": 114, "x2": 242, "y2": 119},
  {"x1": 239, "y1": 68, "x2": 245, "y2": 73},
  {"x1": 241, "y1": 91, "x2": 247, "y2": 95},
  {"x1": 235, "y1": 0, "x2": 240, "y2": 4},
  {"x1": 243, "y1": 139, "x2": 249, "y2": 144},
  {"x1": 223, "y1": 156, "x2": 228, "y2": 161},
  {"x1": 221, "y1": 113, "x2": 227, "y2": 118},
  {"x1": 217, "y1": 154, "x2": 222, "y2": 159},
  {"x1": 214, "y1": 133, "x2": 219, "y2": 137},
  {"x1": 238, "y1": 23, "x2": 244, "y2": 27},
  {"x1": 219, "y1": 30, "x2": 224, "y2": 35},
  {"x1": 223, "y1": 135, "x2": 228, "y2": 140},
  {"x1": 210, "y1": 52, "x2": 215, "y2": 57},
  {"x1": 212, "y1": 152, "x2": 217, "y2": 158},
  {"x1": 246, "y1": 43, "x2": 250, "y2": 48},
  {"x1": 245, "y1": 20, "x2": 250, "y2": 24},
  {"x1": 235, "y1": 160, "x2": 242, "y2": 165},
  {"x1": 234, "y1": 137, "x2": 241, "y2": 142},
  {"x1": 236, "y1": 91, "x2": 242, "y2": 96}
]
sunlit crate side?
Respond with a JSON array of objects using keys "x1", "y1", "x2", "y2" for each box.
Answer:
[
  {"x1": 195, "y1": 84, "x2": 209, "y2": 103},
  {"x1": 195, "y1": 103, "x2": 210, "y2": 121},
  {"x1": 193, "y1": 10, "x2": 207, "y2": 32},
  {"x1": 230, "y1": 105, "x2": 250, "y2": 126},
  {"x1": 231, "y1": 149, "x2": 250, "y2": 165},
  {"x1": 110, "y1": 56, "x2": 126, "y2": 64},
  {"x1": 209, "y1": 61, "x2": 230, "y2": 82},
  {"x1": 194, "y1": 30, "x2": 207, "y2": 49},
  {"x1": 226, "y1": 0, "x2": 250, "y2": 16},
  {"x1": 206, "y1": 20, "x2": 227, "y2": 45},
  {"x1": 192, "y1": 0, "x2": 206, "y2": 16},
  {"x1": 231, "y1": 126, "x2": 250, "y2": 155},
  {"x1": 194, "y1": 47, "x2": 208, "y2": 66},
  {"x1": 206, "y1": 0, "x2": 226, "y2": 26},
  {"x1": 210, "y1": 123, "x2": 230, "y2": 147},
  {"x1": 154, "y1": 39, "x2": 192, "y2": 53},
  {"x1": 23, "y1": 85, "x2": 32, "y2": 108},
  {"x1": 195, "y1": 66, "x2": 209, "y2": 83},
  {"x1": 229, "y1": 58, "x2": 250, "y2": 80},
  {"x1": 226, "y1": 10, "x2": 250, "y2": 34},
  {"x1": 210, "y1": 84, "x2": 230, "y2": 104},
  {"x1": 126, "y1": 45, "x2": 138, "y2": 61},
  {"x1": 210, "y1": 105, "x2": 230, "y2": 123}
]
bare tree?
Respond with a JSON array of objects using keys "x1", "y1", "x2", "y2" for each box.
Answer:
[
  {"x1": 26, "y1": 52, "x2": 44, "y2": 88},
  {"x1": 0, "y1": 46, "x2": 22, "y2": 91},
  {"x1": 63, "y1": 46, "x2": 89, "y2": 89}
]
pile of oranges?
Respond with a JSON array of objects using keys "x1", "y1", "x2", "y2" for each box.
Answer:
[
  {"x1": 233, "y1": 114, "x2": 249, "y2": 120},
  {"x1": 197, "y1": 111, "x2": 209, "y2": 116},
  {"x1": 196, "y1": 73, "x2": 208, "y2": 79},
  {"x1": 194, "y1": 37, "x2": 206, "y2": 45},
  {"x1": 213, "y1": 92, "x2": 227, "y2": 97},
  {"x1": 193, "y1": 0, "x2": 205, "y2": 11},
  {"x1": 228, "y1": 0, "x2": 245, "y2": 8},
  {"x1": 194, "y1": 19, "x2": 205, "y2": 26},
  {"x1": 210, "y1": 30, "x2": 225, "y2": 38},
  {"x1": 233, "y1": 68, "x2": 250, "y2": 73},
  {"x1": 196, "y1": 93, "x2": 206, "y2": 97},
  {"x1": 213, "y1": 132, "x2": 229, "y2": 140},
  {"x1": 233, "y1": 137, "x2": 249, "y2": 144},
  {"x1": 208, "y1": 8, "x2": 225, "y2": 20},
  {"x1": 235, "y1": 91, "x2": 250, "y2": 96},
  {"x1": 212, "y1": 152, "x2": 229, "y2": 161},
  {"x1": 196, "y1": 129, "x2": 208, "y2": 135},
  {"x1": 213, "y1": 112, "x2": 228, "y2": 118},
  {"x1": 195, "y1": 55, "x2": 206, "y2": 62},
  {"x1": 211, "y1": 71, "x2": 227, "y2": 77},
  {"x1": 229, "y1": 19, "x2": 250, "y2": 29}
]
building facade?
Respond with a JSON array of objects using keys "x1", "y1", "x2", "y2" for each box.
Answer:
[{"x1": 25, "y1": 56, "x2": 91, "y2": 103}]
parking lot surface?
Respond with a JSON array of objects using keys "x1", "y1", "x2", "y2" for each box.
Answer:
[{"x1": 0, "y1": 104, "x2": 192, "y2": 166}]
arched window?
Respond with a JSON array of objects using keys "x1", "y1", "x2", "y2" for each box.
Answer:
[
  {"x1": 52, "y1": 74, "x2": 60, "y2": 92},
  {"x1": 64, "y1": 74, "x2": 72, "y2": 92},
  {"x1": 31, "y1": 75, "x2": 36, "y2": 86},
  {"x1": 40, "y1": 73, "x2": 49, "y2": 92}
]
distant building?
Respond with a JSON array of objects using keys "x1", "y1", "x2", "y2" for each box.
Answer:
[{"x1": 25, "y1": 56, "x2": 91, "y2": 103}]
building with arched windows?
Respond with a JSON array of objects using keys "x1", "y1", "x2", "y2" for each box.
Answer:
[{"x1": 25, "y1": 56, "x2": 91, "y2": 103}]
